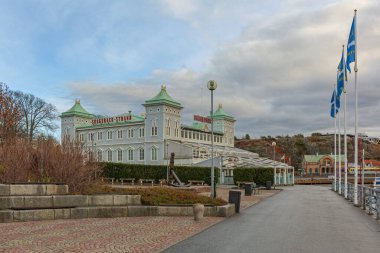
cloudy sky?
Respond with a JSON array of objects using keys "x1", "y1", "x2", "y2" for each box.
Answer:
[{"x1": 1, "y1": 0, "x2": 379, "y2": 138}]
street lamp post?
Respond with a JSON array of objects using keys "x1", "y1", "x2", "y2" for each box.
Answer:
[
  {"x1": 272, "y1": 142, "x2": 276, "y2": 161},
  {"x1": 207, "y1": 80, "x2": 217, "y2": 199}
]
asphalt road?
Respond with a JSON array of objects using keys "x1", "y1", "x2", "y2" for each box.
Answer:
[{"x1": 164, "y1": 185, "x2": 380, "y2": 253}]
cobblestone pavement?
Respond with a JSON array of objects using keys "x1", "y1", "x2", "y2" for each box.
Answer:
[{"x1": 0, "y1": 216, "x2": 223, "y2": 253}]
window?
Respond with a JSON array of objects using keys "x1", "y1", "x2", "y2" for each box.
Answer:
[
  {"x1": 151, "y1": 147, "x2": 158, "y2": 161},
  {"x1": 117, "y1": 150, "x2": 123, "y2": 162},
  {"x1": 139, "y1": 148, "x2": 145, "y2": 161},
  {"x1": 174, "y1": 121, "x2": 179, "y2": 137},
  {"x1": 97, "y1": 150, "x2": 103, "y2": 162},
  {"x1": 151, "y1": 126, "x2": 158, "y2": 136},
  {"x1": 65, "y1": 128, "x2": 70, "y2": 140},
  {"x1": 139, "y1": 127, "x2": 145, "y2": 138},
  {"x1": 128, "y1": 128, "x2": 134, "y2": 138},
  {"x1": 128, "y1": 149, "x2": 134, "y2": 161},
  {"x1": 107, "y1": 131, "x2": 113, "y2": 140},
  {"x1": 166, "y1": 118, "x2": 171, "y2": 136},
  {"x1": 151, "y1": 120, "x2": 158, "y2": 136},
  {"x1": 193, "y1": 148, "x2": 199, "y2": 158},
  {"x1": 88, "y1": 133, "x2": 94, "y2": 141},
  {"x1": 200, "y1": 149, "x2": 208, "y2": 158},
  {"x1": 117, "y1": 130, "x2": 123, "y2": 139},
  {"x1": 97, "y1": 132, "x2": 103, "y2": 141},
  {"x1": 107, "y1": 150, "x2": 112, "y2": 162},
  {"x1": 79, "y1": 133, "x2": 84, "y2": 142}
]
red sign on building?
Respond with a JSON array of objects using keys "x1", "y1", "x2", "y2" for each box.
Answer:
[
  {"x1": 193, "y1": 115, "x2": 211, "y2": 124},
  {"x1": 92, "y1": 115, "x2": 132, "y2": 125}
]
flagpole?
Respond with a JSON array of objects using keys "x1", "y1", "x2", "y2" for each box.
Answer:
[
  {"x1": 338, "y1": 101, "x2": 342, "y2": 195},
  {"x1": 343, "y1": 45, "x2": 348, "y2": 199},
  {"x1": 334, "y1": 85, "x2": 337, "y2": 192},
  {"x1": 344, "y1": 92, "x2": 348, "y2": 198},
  {"x1": 353, "y1": 9, "x2": 359, "y2": 206},
  {"x1": 334, "y1": 84, "x2": 337, "y2": 191}
]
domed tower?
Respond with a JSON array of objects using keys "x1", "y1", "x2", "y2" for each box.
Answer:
[
  {"x1": 212, "y1": 104, "x2": 235, "y2": 147},
  {"x1": 60, "y1": 99, "x2": 94, "y2": 143},
  {"x1": 143, "y1": 85, "x2": 183, "y2": 142}
]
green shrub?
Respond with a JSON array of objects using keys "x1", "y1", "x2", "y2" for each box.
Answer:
[
  {"x1": 233, "y1": 167, "x2": 274, "y2": 186},
  {"x1": 101, "y1": 163, "x2": 218, "y2": 185},
  {"x1": 82, "y1": 184, "x2": 227, "y2": 206}
]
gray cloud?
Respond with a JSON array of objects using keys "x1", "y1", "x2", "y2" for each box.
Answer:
[{"x1": 64, "y1": 0, "x2": 380, "y2": 138}]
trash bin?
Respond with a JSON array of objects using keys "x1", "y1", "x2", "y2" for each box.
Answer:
[
  {"x1": 228, "y1": 190, "x2": 241, "y2": 213},
  {"x1": 245, "y1": 184, "x2": 253, "y2": 196},
  {"x1": 266, "y1": 181, "x2": 272, "y2": 190}
]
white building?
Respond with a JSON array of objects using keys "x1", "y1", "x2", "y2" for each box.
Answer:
[
  {"x1": 61, "y1": 85, "x2": 235, "y2": 165},
  {"x1": 60, "y1": 85, "x2": 294, "y2": 184}
]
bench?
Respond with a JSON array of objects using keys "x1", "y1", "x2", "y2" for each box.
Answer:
[
  {"x1": 139, "y1": 179, "x2": 155, "y2": 186},
  {"x1": 188, "y1": 180, "x2": 205, "y2": 186},
  {"x1": 102, "y1": 177, "x2": 115, "y2": 185},
  {"x1": 119, "y1": 178, "x2": 135, "y2": 185},
  {"x1": 159, "y1": 179, "x2": 167, "y2": 186},
  {"x1": 236, "y1": 181, "x2": 255, "y2": 188}
]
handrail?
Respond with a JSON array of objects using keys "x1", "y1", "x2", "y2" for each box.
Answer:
[{"x1": 331, "y1": 181, "x2": 379, "y2": 219}]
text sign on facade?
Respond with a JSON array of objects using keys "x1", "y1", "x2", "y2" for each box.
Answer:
[
  {"x1": 92, "y1": 115, "x2": 132, "y2": 125},
  {"x1": 193, "y1": 115, "x2": 211, "y2": 124}
]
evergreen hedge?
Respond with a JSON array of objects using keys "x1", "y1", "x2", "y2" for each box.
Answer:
[
  {"x1": 101, "y1": 163, "x2": 218, "y2": 185},
  {"x1": 233, "y1": 167, "x2": 274, "y2": 186}
]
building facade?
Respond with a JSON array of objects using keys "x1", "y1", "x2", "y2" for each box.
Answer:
[
  {"x1": 303, "y1": 154, "x2": 346, "y2": 175},
  {"x1": 61, "y1": 85, "x2": 235, "y2": 165}
]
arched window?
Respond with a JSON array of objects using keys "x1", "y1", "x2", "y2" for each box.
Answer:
[
  {"x1": 107, "y1": 150, "x2": 112, "y2": 162},
  {"x1": 151, "y1": 119, "x2": 158, "y2": 136},
  {"x1": 127, "y1": 149, "x2": 134, "y2": 161},
  {"x1": 97, "y1": 150, "x2": 103, "y2": 162},
  {"x1": 117, "y1": 149, "x2": 123, "y2": 162},
  {"x1": 139, "y1": 148, "x2": 145, "y2": 161},
  {"x1": 151, "y1": 147, "x2": 158, "y2": 161}
]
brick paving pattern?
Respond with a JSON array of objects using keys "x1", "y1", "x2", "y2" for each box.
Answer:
[
  {"x1": 0, "y1": 187, "x2": 279, "y2": 252},
  {"x1": 0, "y1": 216, "x2": 223, "y2": 253}
]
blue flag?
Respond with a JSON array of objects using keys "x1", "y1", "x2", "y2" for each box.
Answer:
[
  {"x1": 337, "y1": 48, "x2": 346, "y2": 97},
  {"x1": 330, "y1": 101, "x2": 339, "y2": 117},
  {"x1": 330, "y1": 104, "x2": 334, "y2": 118},
  {"x1": 346, "y1": 15, "x2": 356, "y2": 73},
  {"x1": 330, "y1": 90, "x2": 336, "y2": 104},
  {"x1": 330, "y1": 90, "x2": 339, "y2": 118},
  {"x1": 336, "y1": 93, "x2": 340, "y2": 109}
]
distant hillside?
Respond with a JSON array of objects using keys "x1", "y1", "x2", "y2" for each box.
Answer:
[{"x1": 235, "y1": 133, "x2": 380, "y2": 171}]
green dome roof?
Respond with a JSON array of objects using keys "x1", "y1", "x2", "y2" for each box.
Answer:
[
  {"x1": 61, "y1": 99, "x2": 94, "y2": 118},
  {"x1": 212, "y1": 104, "x2": 234, "y2": 121},
  {"x1": 144, "y1": 85, "x2": 182, "y2": 108}
]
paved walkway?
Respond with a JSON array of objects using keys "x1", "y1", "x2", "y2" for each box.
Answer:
[
  {"x1": 0, "y1": 216, "x2": 223, "y2": 253},
  {"x1": 0, "y1": 188, "x2": 278, "y2": 253},
  {"x1": 164, "y1": 185, "x2": 380, "y2": 253}
]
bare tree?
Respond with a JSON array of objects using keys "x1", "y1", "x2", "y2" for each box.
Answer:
[
  {"x1": 13, "y1": 91, "x2": 58, "y2": 140},
  {"x1": 0, "y1": 83, "x2": 21, "y2": 142}
]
